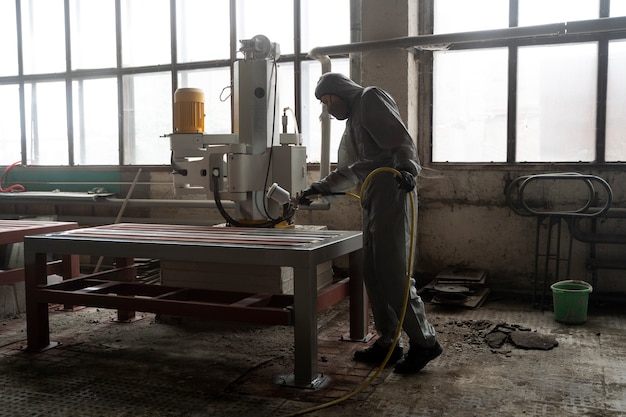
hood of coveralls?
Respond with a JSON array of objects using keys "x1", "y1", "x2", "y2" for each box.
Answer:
[
  {"x1": 314, "y1": 72, "x2": 421, "y2": 180},
  {"x1": 314, "y1": 73, "x2": 364, "y2": 103}
]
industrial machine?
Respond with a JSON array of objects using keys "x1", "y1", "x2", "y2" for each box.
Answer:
[{"x1": 170, "y1": 35, "x2": 306, "y2": 227}]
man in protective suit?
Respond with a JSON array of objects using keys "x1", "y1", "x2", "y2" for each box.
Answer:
[{"x1": 300, "y1": 72, "x2": 442, "y2": 374}]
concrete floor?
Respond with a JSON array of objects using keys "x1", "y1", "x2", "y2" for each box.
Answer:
[{"x1": 0, "y1": 293, "x2": 624, "y2": 417}]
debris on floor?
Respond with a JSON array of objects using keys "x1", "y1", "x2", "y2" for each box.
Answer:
[
  {"x1": 509, "y1": 330, "x2": 558, "y2": 350},
  {"x1": 485, "y1": 322, "x2": 558, "y2": 351},
  {"x1": 438, "y1": 319, "x2": 558, "y2": 354}
]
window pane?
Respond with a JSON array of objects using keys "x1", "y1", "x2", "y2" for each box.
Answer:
[
  {"x1": 25, "y1": 82, "x2": 69, "y2": 165},
  {"x1": 301, "y1": 59, "x2": 349, "y2": 163},
  {"x1": 236, "y1": 0, "x2": 294, "y2": 56},
  {"x1": 433, "y1": 49, "x2": 508, "y2": 162},
  {"x1": 0, "y1": 1, "x2": 18, "y2": 76},
  {"x1": 73, "y1": 78, "x2": 119, "y2": 165},
  {"x1": 121, "y1": 0, "x2": 170, "y2": 67},
  {"x1": 176, "y1": 0, "x2": 230, "y2": 62},
  {"x1": 518, "y1": 0, "x2": 599, "y2": 26},
  {"x1": 301, "y1": 0, "x2": 350, "y2": 51},
  {"x1": 606, "y1": 40, "x2": 626, "y2": 162},
  {"x1": 0, "y1": 85, "x2": 21, "y2": 164},
  {"x1": 612, "y1": 0, "x2": 626, "y2": 16},
  {"x1": 178, "y1": 68, "x2": 232, "y2": 134},
  {"x1": 277, "y1": 62, "x2": 297, "y2": 140},
  {"x1": 21, "y1": 0, "x2": 66, "y2": 74},
  {"x1": 434, "y1": 0, "x2": 508, "y2": 33},
  {"x1": 70, "y1": 0, "x2": 116, "y2": 70},
  {"x1": 516, "y1": 43, "x2": 597, "y2": 162},
  {"x1": 122, "y1": 73, "x2": 172, "y2": 165}
]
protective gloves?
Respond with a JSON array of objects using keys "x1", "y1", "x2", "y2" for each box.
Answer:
[
  {"x1": 297, "y1": 186, "x2": 320, "y2": 206},
  {"x1": 396, "y1": 170, "x2": 416, "y2": 192}
]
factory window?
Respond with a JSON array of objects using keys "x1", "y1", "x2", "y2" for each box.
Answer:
[
  {"x1": 605, "y1": 39, "x2": 626, "y2": 161},
  {"x1": 121, "y1": 0, "x2": 171, "y2": 68},
  {"x1": 176, "y1": 0, "x2": 230, "y2": 62},
  {"x1": 428, "y1": 0, "x2": 626, "y2": 163},
  {"x1": 121, "y1": 72, "x2": 172, "y2": 165},
  {"x1": 432, "y1": 48, "x2": 508, "y2": 163},
  {"x1": 0, "y1": 0, "x2": 349, "y2": 167},
  {"x1": 21, "y1": 0, "x2": 66, "y2": 75},
  {"x1": 73, "y1": 78, "x2": 119, "y2": 165},
  {"x1": 237, "y1": 0, "x2": 295, "y2": 55},
  {"x1": 24, "y1": 81, "x2": 69, "y2": 165},
  {"x1": 0, "y1": 85, "x2": 21, "y2": 160},
  {"x1": 0, "y1": 2, "x2": 18, "y2": 77},
  {"x1": 70, "y1": 0, "x2": 117, "y2": 70},
  {"x1": 516, "y1": 43, "x2": 597, "y2": 162}
]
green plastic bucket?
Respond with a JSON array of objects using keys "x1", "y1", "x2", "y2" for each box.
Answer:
[{"x1": 550, "y1": 280, "x2": 593, "y2": 324}]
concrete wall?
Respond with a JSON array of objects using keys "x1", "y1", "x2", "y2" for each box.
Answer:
[
  {"x1": 415, "y1": 167, "x2": 626, "y2": 294},
  {"x1": 287, "y1": 166, "x2": 626, "y2": 295}
]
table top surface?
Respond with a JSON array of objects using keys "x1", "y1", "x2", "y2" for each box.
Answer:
[
  {"x1": 24, "y1": 223, "x2": 363, "y2": 263},
  {"x1": 0, "y1": 220, "x2": 78, "y2": 245}
]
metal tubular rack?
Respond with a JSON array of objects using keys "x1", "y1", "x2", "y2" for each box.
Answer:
[{"x1": 506, "y1": 173, "x2": 613, "y2": 308}]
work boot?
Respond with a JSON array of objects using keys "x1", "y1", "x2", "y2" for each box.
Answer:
[
  {"x1": 393, "y1": 341, "x2": 443, "y2": 374},
  {"x1": 353, "y1": 341, "x2": 403, "y2": 365}
]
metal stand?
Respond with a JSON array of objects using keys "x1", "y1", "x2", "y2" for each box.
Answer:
[
  {"x1": 506, "y1": 173, "x2": 613, "y2": 310},
  {"x1": 533, "y1": 215, "x2": 574, "y2": 309},
  {"x1": 275, "y1": 373, "x2": 330, "y2": 390}
]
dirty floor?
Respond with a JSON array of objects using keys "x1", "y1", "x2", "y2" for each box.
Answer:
[{"x1": 1, "y1": 293, "x2": 624, "y2": 417}]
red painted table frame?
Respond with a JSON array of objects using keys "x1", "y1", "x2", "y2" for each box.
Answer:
[{"x1": 0, "y1": 220, "x2": 79, "y2": 286}]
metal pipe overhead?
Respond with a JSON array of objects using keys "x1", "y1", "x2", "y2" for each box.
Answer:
[
  {"x1": 308, "y1": 16, "x2": 626, "y2": 176},
  {"x1": 309, "y1": 16, "x2": 626, "y2": 59}
]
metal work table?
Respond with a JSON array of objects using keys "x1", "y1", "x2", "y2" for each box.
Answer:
[
  {"x1": 0, "y1": 220, "x2": 79, "y2": 286},
  {"x1": 24, "y1": 223, "x2": 365, "y2": 388}
]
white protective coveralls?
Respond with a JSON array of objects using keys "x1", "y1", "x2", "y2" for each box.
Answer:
[{"x1": 311, "y1": 72, "x2": 437, "y2": 348}]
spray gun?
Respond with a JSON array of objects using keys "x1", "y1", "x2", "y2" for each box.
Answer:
[
  {"x1": 267, "y1": 183, "x2": 309, "y2": 208},
  {"x1": 266, "y1": 183, "x2": 293, "y2": 206},
  {"x1": 268, "y1": 183, "x2": 348, "y2": 208}
]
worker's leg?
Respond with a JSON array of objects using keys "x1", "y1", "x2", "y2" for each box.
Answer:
[{"x1": 366, "y1": 178, "x2": 437, "y2": 346}]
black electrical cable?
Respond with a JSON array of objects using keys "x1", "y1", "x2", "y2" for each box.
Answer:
[
  {"x1": 212, "y1": 174, "x2": 294, "y2": 228},
  {"x1": 170, "y1": 151, "x2": 187, "y2": 176}
]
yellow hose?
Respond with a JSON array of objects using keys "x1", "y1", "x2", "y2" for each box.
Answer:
[{"x1": 283, "y1": 167, "x2": 415, "y2": 417}]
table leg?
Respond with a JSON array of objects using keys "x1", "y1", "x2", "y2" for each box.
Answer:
[
  {"x1": 348, "y1": 248, "x2": 369, "y2": 341},
  {"x1": 114, "y1": 257, "x2": 136, "y2": 322},
  {"x1": 62, "y1": 254, "x2": 80, "y2": 310},
  {"x1": 25, "y1": 251, "x2": 52, "y2": 351},
  {"x1": 292, "y1": 265, "x2": 319, "y2": 387}
]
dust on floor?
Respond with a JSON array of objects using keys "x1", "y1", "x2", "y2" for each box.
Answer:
[{"x1": 0, "y1": 294, "x2": 624, "y2": 417}]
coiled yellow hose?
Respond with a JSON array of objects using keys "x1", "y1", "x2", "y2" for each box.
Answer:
[{"x1": 283, "y1": 167, "x2": 416, "y2": 417}]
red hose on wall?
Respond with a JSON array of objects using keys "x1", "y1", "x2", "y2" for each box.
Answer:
[{"x1": 0, "y1": 161, "x2": 25, "y2": 193}]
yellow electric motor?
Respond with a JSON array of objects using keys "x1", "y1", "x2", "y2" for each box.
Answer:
[{"x1": 174, "y1": 88, "x2": 205, "y2": 133}]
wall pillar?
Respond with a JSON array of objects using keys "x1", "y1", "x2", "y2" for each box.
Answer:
[{"x1": 359, "y1": 0, "x2": 419, "y2": 138}]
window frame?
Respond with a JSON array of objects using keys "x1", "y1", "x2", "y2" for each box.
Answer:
[
  {"x1": 419, "y1": 0, "x2": 626, "y2": 166},
  {"x1": 0, "y1": 0, "x2": 347, "y2": 167}
]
